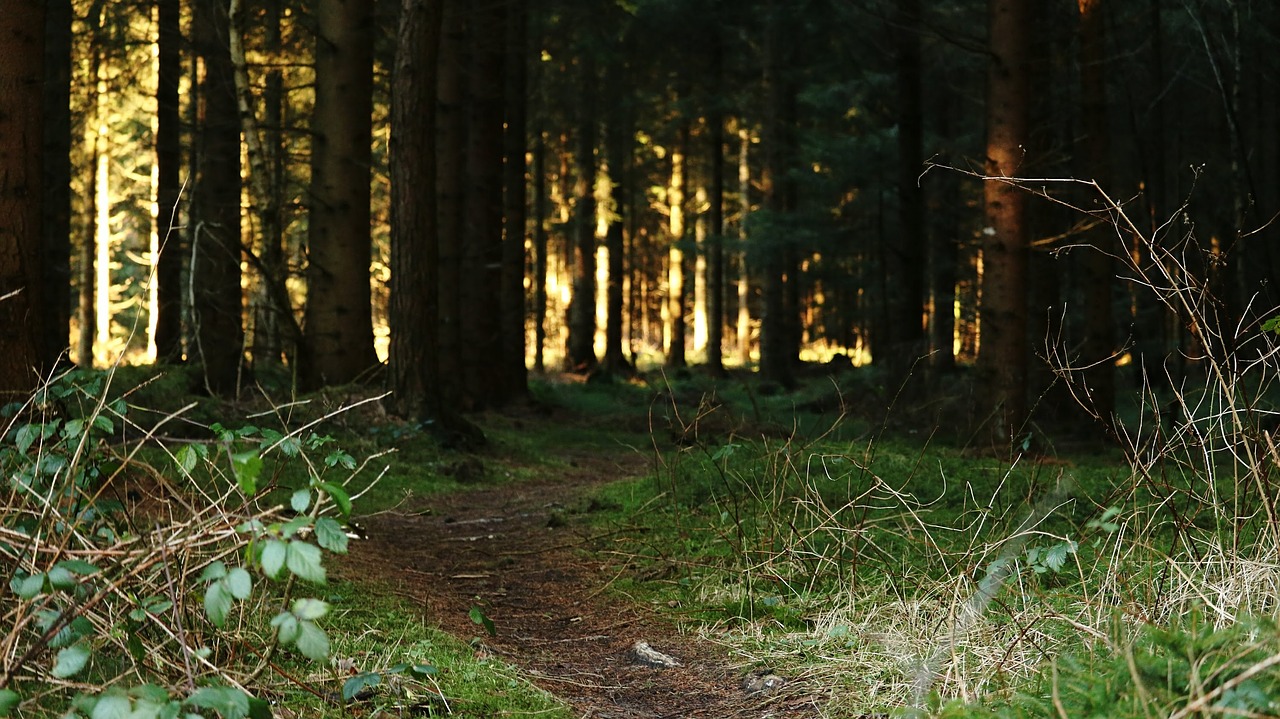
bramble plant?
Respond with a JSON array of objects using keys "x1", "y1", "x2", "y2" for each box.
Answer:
[{"x1": 0, "y1": 369, "x2": 368, "y2": 718}]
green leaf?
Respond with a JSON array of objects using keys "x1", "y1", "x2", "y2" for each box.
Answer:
[
  {"x1": 226, "y1": 567, "x2": 252, "y2": 600},
  {"x1": 204, "y1": 582, "x2": 231, "y2": 628},
  {"x1": 89, "y1": 689, "x2": 131, "y2": 719},
  {"x1": 291, "y1": 597, "x2": 330, "y2": 621},
  {"x1": 91, "y1": 415, "x2": 114, "y2": 435},
  {"x1": 51, "y1": 642, "x2": 92, "y2": 678},
  {"x1": 175, "y1": 445, "x2": 199, "y2": 476},
  {"x1": 199, "y1": 561, "x2": 228, "y2": 583},
  {"x1": 56, "y1": 559, "x2": 99, "y2": 576},
  {"x1": 275, "y1": 437, "x2": 301, "y2": 458},
  {"x1": 11, "y1": 572, "x2": 44, "y2": 599},
  {"x1": 469, "y1": 606, "x2": 496, "y2": 637},
  {"x1": 271, "y1": 612, "x2": 300, "y2": 644},
  {"x1": 14, "y1": 424, "x2": 38, "y2": 454},
  {"x1": 186, "y1": 687, "x2": 249, "y2": 719},
  {"x1": 314, "y1": 517, "x2": 349, "y2": 554},
  {"x1": 63, "y1": 418, "x2": 85, "y2": 441},
  {"x1": 260, "y1": 540, "x2": 287, "y2": 579},
  {"x1": 324, "y1": 450, "x2": 355, "y2": 470},
  {"x1": 317, "y1": 482, "x2": 351, "y2": 518},
  {"x1": 286, "y1": 541, "x2": 326, "y2": 585},
  {"x1": 290, "y1": 488, "x2": 310, "y2": 514},
  {"x1": 342, "y1": 673, "x2": 381, "y2": 703},
  {"x1": 1043, "y1": 541, "x2": 1077, "y2": 573},
  {"x1": 46, "y1": 565, "x2": 77, "y2": 590},
  {"x1": 411, "y1": 664, "x2": 437, "y2": 677},
  {"x1": 0, "y1": 689, "x2": 20, "y2": 717},
  {"x1": 293, "y1": 621, "x2": 329, "y2": 661},
  {"x1": 231, "y1": 451, "x2": 263, "y2": 496},
  {"x1": 246, "y1": 696, "x2": 272, "y2": 719}
]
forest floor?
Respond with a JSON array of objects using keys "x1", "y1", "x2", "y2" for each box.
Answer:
[{"x1": 341, "y1": 440, "x2": 825, "y2": 718}]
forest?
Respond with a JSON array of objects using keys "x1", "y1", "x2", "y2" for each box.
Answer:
[{"x1": 3, "y1": 0, "x2": 1280, "y2": 717}]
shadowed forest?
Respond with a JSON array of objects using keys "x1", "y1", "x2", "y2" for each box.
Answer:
[{"x1": 3, "y1": 0, "x2": 1280, "y2": 717}]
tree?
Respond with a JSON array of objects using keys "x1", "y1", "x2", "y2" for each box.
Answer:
[
  {"x1": 887, "y1": 0, "x2": 926, "y2": 370},
  {"x1": 565, "y1": 54, "x2": 598, "y2": 372},
  {"x1": 302, "y1": 0, "x2": 378, "y2": 388},
  {"x1": 978, "y1": 0, "x2": 1032, "y2": 443},
  {"x1": 758, "y1": 0, "x2": 796, "y2": 388},
  {"x1": 0, "y1": 0, "x2": 46, "y2": 399},
  {"x1": 1077, "y1": 0, "x2": 1116, "y2": 430},
  {"x1": 192, "y1": 0, "x2": 244, "y2": 395},
  {"x1": 154, "y1": 0, "x2": 183, "y2": 362},
  {"x1": 500, "y1": 0, "x2": 531, "y2": 396},
  {"x1": 43, "y1": 0, "x2": 72, "y2": 371},
  {"x1": 389, "y1": 0, "x2": 443, "y2": 420}
]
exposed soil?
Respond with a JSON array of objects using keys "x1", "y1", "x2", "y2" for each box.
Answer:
[{"x1": 344, "y1": 444, "x2": 824, "y2": 718}]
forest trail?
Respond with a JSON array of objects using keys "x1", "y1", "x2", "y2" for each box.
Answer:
[{"x1": 344, "y1": 444, "x2": 824, "y2": 718}]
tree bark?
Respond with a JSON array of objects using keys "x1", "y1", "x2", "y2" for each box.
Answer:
[
  {"x1": 759, "y1": 0, "x2": 795, "y2": 387},
  {"x1": 706, "y1": 38, "x2": 726, "y2": 375},
  {"x1": 602, "y1": 65, "x2": 631, "y2": 375},
  {"x1": 565, "y1": 55, "x2": 598, "y2": 372},
  {"x1": 500, "y1": 0, "x2": 529, "y2": 397},
  {"x1": 665, "y1": 123, "x2": 688, "y2": 368},
  {"x1": 155, "y1": 0, "x2": 183, "y2": 362},
  {"x1": 978, "y1": 0, "x2": 1032, "y2": 443},
  {"x1": 1077, "y1": 0, "x2": 1116, "y2": 430},
  {"x1": 0, "y1": 0, "x2": 46, "y2": 399},
  {"x1": 888, "y1": 0, "x2": 926, "y2": 370},
  {"x1": 193, "y1": 0, "x2": 244, "y2": 395},
  {"x1": 389, "y1": 0, "x2": 443, "y2": 419},
  {"x1": 42, "y1": 0, "x2": 71, "y2": 370},
  {"x1": 435, "y1": 0, "x2": 465, "y2": 404},
  {"x1": 303, "y1": 0, "x2": 378, "y2": 388}
]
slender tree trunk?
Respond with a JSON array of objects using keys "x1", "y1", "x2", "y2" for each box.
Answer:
[
  {"x1": 500, "y1": 0, "x2": 529, "y2": 397},
  {"x1": 389, "y1": 0, "x2": 443, "y2": 419},
  {"x1": 155, "y1": 0, "x2": 183, "y2": 362},
  {"x1": 978, "y1": 0, "x2": 1032, "y2": 443},
  {"x1": 706, "y1": 46, "x2": 726, "y2": 374},
  {"x1": 0, "y1": 0, "x2": 46, "y2": 398},
  {"x1": 193, "y1": 0, "x2": 244, "y2": 395},
  {"x1": 602, "y1": 71, "x2": 630, "y2": 374},
  {"x1": 303, "y1": 0, "x2": 378, "y2": 388},
  {"x1": 42, "y1": 0, "x2": 71, "y2": 370},
  {"x1": 533, "y1": 132, "x2": 548, "y2": 373},
  {"x1": 460, "y1": 0, "x2": 506, "y2": 407},
  {"x1": 665, "y1": 123, "x2": 687, "y2": 368},
  {"x1": 888, "y1": 0, "x2": 926, "y2": 370},
  {"x1": 1077, "y1": 0, "x2": 1116, "y2": 430},
  {"x1": 565, "y1": 55, "x2": 598, "y2": 371},
  {"x1": 435, "y1": 0, "x2": 465, "y2": 404},
  {"x1": 759, "y1": 0, "x2": 795, "y2": 387},
  {"x1": 737, "y1": 125, "x2": 751, "y2": 366}
]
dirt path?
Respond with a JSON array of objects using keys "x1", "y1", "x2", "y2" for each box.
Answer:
[{"x1": 345, "y1": 447, "x2": 823, "y2": 718}]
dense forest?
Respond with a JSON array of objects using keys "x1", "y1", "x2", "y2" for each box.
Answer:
[{"x1": 3, "y1": 0, "x2": 1280, "y2": 444}]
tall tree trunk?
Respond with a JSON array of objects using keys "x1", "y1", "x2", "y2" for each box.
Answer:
[
  {"x1": 193, "y1": 0, "x2": 244, "y2": 395},
  {"x1": 759, "y1": 0, "x2": 795, "y2": 387},
  {"x1": 737, "y1": 125, "x2": 751, "y2": 366},
  {"x1": 155, "y1": 0, "x2": 183, "y2": 362},
  {"x1": 460, "y1": 0, "x2": 506, "y2": 407},
  {"x1": 42, "y1": 0, "x2": 71, "y2": 370},
  {"x1": 532, "y1": 132, "x2": 548, "y2": 373},
  {"x1": 435, "y1": 0, "x2": 465, "y2": 404},
  {"x1": 978, "y1": 0, "x2": 1032, "y2": 443},
  {"x1": 389, "y1": 0, "x2": 443, "y2": 419},
  {"x1": 665, "y1": 122, "x2": 688, "y2": 368},
  {"x1": 888, "y1": 0, "x2": 926, "y2": 370},
  {"x1": 706, "y1": 37, "x2": 726, "y2": 375},
  {"x1": 303, "y1": 0, "x2": 378, "y2": 388},
  {"x1": 500, "y1": 0, "x2": 529, "y2": 397},
  {"x1": 602, "y1": 67, "x2": 630, "y2": 374},
  {"x1": 565, "y1": 55, "x2": 598, "y2": 371},
  {"x1": 0, "y1": 0, "x2": 46, "y2": 398},
  {"x1": 1077, "y1": 0, "x2": 1115, "y2": 430}
]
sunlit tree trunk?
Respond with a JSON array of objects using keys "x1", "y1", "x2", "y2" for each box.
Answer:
[
  {"x1": 193, "y1": 0, "x2": 244, "y2": 395},
  {"x1": 737, "y1": 125, "x2": 751, "y2": 366},
  {"x1": 565, "y1": 55, "x2": 598, "y2": 371},
  {"x1": 303, "y1": 0, "x2": 378, "y2": 388},
  {"x1": 1077, "y1": 0, "x2": 1115, "y2": 429},
  {"x1": 532, "y1": 132, "x2": 548, "y2": 373},
  {"x1": 0, "y1": 0, "x2": 46, "y2": 398},
  {"x1": 978, "y1": 0, "x2": 1031, "y2": 442},
  {"x1": 93, "y1": 9, "x2": 111, "y2": 365},
  {"x1": 665, "y1": 126, "x2": 687, "y2": 368},
  {"x1": 389, "y1": 0, "x2": 443, "y2": 420},
  {"x1": 155, "y1": 0, "x2": 183, "y2": 362},
  {"x1": 43, "y1": 0, "x2": 71, "y2": 370}
]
